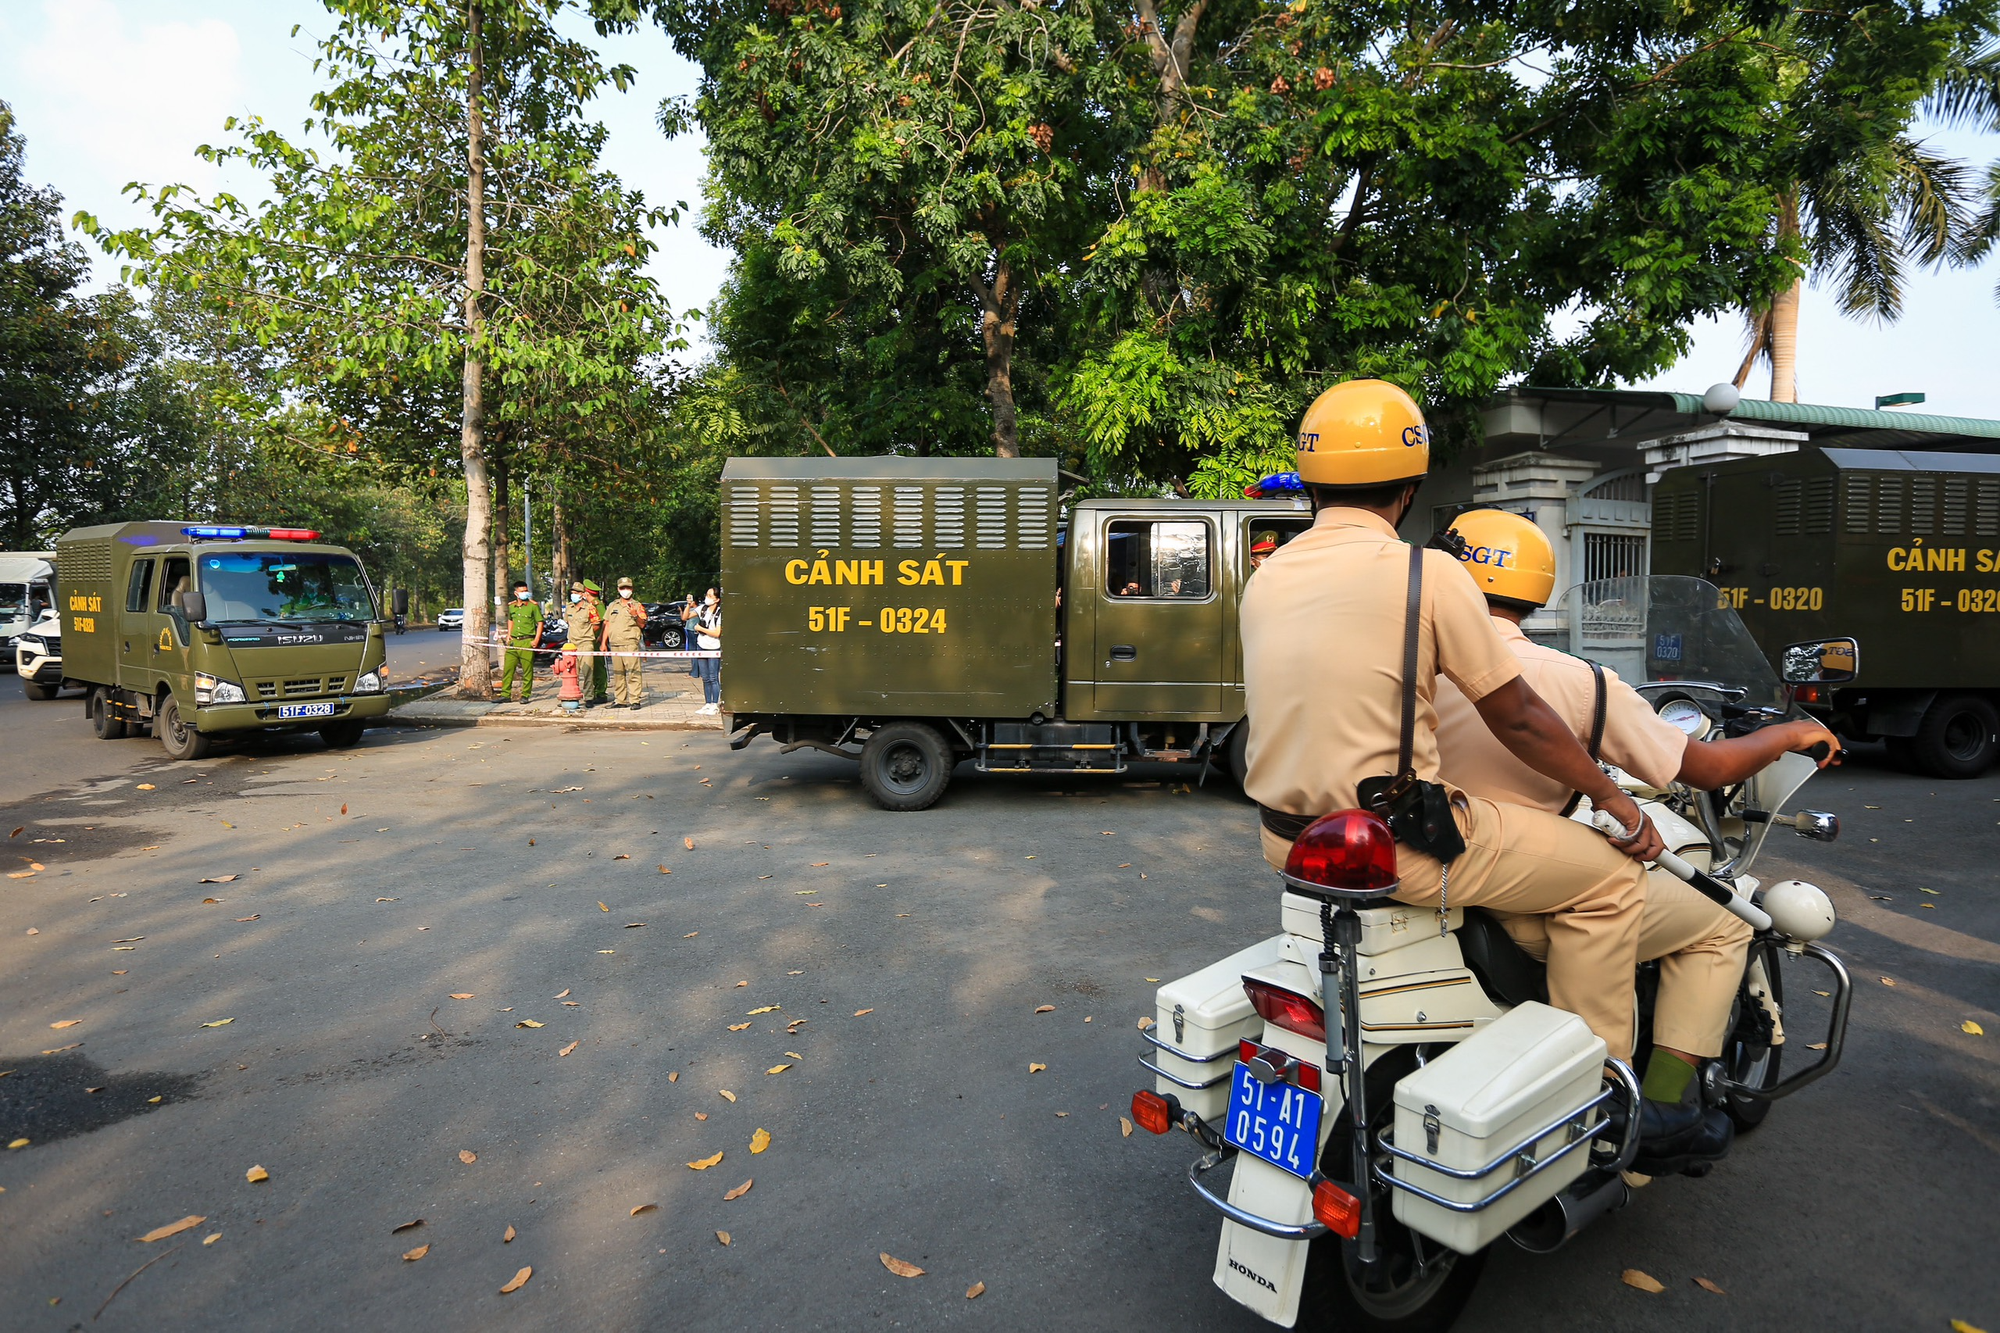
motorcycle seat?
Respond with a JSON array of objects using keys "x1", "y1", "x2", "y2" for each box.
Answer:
[{"x1": 1457, "y1": 908, "x2": 1549, "y2": 1008}]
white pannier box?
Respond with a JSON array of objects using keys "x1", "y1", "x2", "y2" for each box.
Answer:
[
  {"x1": 1148, "y1": 936, "x2": 1289, "y2": 1124},
  {"x1": 1389, "y1": 1001, "x2": 1607, "y2": 1253}
]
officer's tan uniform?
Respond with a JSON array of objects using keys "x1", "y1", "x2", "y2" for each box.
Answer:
[
  {"x1": 1242, "y1": 509, "x2": 1649, "y2": 1060},
  {"x1": 567, "y1": 587, "x2": 601, "y2": 697},
  {"x1": 603, "y1": 591, "x2": 648, "y2": 706},
  {"x1": 1434, "y1": 616, "x2": 1752, "y2": 1056}
]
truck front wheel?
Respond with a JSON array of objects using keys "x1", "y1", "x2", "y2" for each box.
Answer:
[
  {"x1": 859, "y1": 722, "x2": 954, "y2": 811},
  {"x1": 1912, "y1": 693, "x2": 1999, "y2": 778},
  {"x1": 90, "y1": 687, "x2": 128, "y2": 739},
  {"x1": 157, "y1": 694, "x2": 213, "y2": 761},
  {"x1": 320, "y1": 720, "x2": 366, "y2": 750}
]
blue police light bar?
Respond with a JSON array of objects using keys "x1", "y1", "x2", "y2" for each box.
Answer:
[
  {"x1": 1242, "y1": 472, "x2": 1305, "y2": 499},
  {"x1": 181, "y1": 526, "x2": 323, "y2": 541}
]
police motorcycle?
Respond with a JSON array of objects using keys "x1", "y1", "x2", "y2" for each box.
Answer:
[{"x1": 1129, "y1": 575, "x2": 1855, "y2": 1331}]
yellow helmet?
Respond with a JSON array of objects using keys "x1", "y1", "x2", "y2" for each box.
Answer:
[
  {"x1": 1447, "y1": 509, "x2": 1556, "y2": 607},
  {"x1": 1294, "y1": 379, "x2": 1430, "y2": 487}
]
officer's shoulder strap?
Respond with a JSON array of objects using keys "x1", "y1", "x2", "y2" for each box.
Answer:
[
  {"x1": 1558, "y1": 661, "x2": 1608, "y2": 818},
  {"x1": 1397, "y1": 543, "x2": 1421, "y2": 777}
]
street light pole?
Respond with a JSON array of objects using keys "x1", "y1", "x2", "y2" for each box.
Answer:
[{"x1": 524, "y1": 484, "x2": 535, "y2": 603}]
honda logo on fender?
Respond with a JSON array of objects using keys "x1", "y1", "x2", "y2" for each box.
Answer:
[{"x1": 1228, "y1": 1257, "x2": 1277, "y2": 1291}]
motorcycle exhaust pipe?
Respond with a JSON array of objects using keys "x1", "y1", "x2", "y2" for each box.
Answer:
[{"x1": 1506, "y1": 1168, "x2": 1630, "y2": 1254}]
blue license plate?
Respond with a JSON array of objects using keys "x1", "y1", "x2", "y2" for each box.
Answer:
[
  {"x1": 1224, "y1": 1062, "x2": 1322, "y2": 1180},
  {"x1": 276, "y1": 702, "x2": 337, "y2": 719}
]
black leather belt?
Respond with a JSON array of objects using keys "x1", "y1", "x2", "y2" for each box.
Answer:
[{"x1": 1257, "y1": 804, "x2": 1318, "y2": 841}]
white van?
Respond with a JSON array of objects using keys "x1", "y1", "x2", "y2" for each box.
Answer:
[{"x1": 0, "y1": 553, "x2": 56, "y2": 668}]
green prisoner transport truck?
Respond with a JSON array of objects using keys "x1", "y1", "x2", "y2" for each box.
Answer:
[
  {"x1": 55, "y1": 521, "x2": 396, "y2": 760},
  {"x1": 720, "y1": 457, "x2": 1315, "y2": 809},
  {"x1": 1652, "y1": 447, "x2": 2000, "y2": 777}
]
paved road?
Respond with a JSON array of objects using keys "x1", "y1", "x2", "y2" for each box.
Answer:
[{"x1": 0, "y1": 703, "x2": 1994, "y2": 1331}]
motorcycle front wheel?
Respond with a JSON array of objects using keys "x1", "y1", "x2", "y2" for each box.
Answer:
[
  {"x1": 1298, "y1": 1049, "x2": 1487, "y2": 1333},
  {"x1": 1723, "y1": 940, "x2": 1786, "y2": 1131}
]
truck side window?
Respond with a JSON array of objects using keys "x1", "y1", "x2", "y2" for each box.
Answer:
[
  {"x1": 126, "y1": 559, "x2": 156, "y2": 613},
  {"x1": 1106, "y1": 520, "x2": 1211, "y2": 599},
  {"x1": 158, "y1": 556, "x2": 192, "y2": 613}
]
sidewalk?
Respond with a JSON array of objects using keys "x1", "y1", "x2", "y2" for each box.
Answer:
[{"x1": 387, "y1": 676, "x2": 725, "y2": 732}]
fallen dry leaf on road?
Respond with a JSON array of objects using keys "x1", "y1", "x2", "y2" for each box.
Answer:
[
  {"x1": 1807, "y1": 1042, "x2": 1828, "y2": 1051},
  {"x1": 459, "y1": 1150, "x2": 477, "y2": 1164},
  {"x1": 630, "y1": 1204, "x2": 659, "y2": 1217},
  {"x1": 235, "y1": 915, "x2": 259, "y2": 922},
  {"x1": 811, "y1": 862, "x2": 829, "y2": 867},
  {"x1": 504, "y1": 1225, "x2": 516, "y2": 1243},
  {"x1": 1136, "y1": 1017, "x2": 1155, "y2": 1031},
  {"x1": 245, "y1": 1166, "x2": 269, "y2": 1183},
  {"x1": 515, "y1": 1020, "x2": 544, "y2": 1029},
  {"x1": 785, "y1": 1051, "x2": 803, "y2": 1060},
  {"x1": 716, "y1": 1231, "x2": 731, "y2": 1245},
  {"x1": 598, "y1": 902, "x2": 609, "y2": 912},
  {"x1": 750, "y1": 1128, "x2": 771, "y2": 1154},
  {"x1": 40, "y1": 1043, "x2": 80, "y2": 1054},
  {"x1": 1029, "y1": 1063, "x2": 1047, "y2": 1073},
  {"x1": 199, "y1": 1019, "x2": 234, "y2": 1028},
  {"x1": 340, "y1": 804, "x2": 348, "y2": 815},
  {"x1": 402, "y1": 1244, "x2": 429, "y2": 1261},
  {"x1": 735, "y1": 981, "x2": 748, "y2": 987},
  {"x1": 138, "y1": 1216, "x2": 206, "y2": 1243},
  {"x1": 7, "y1": 828, "x2": 17, "y2": 838},
  {"x1": 724, "y1": 1179, "x2": 753, "y2": 1201},
  {"x1": 853, "y1": 1009, "x2": 873, "y2": 1017},
  {"x1": 1693, "y1": 1277, "x2": 1727, "y2": 1295},
  {"x1": 200, "y1": 898, "x2": 220, "y2": 905},
  {"x1": 449, "y1": 993, "x2": 475, "y2": 1000},
  {"x1": 659, "y1": 866, "x2": 671, "y2": 874},
  {"x1": 624, "y1": 922, "x2": 646, "y2": 929},
  {"x1": 613, "y1": 854, "x2": 631, "y2": 861},
  {"x1": 1035, "y1": 1005, "x2": 1056, "y2": 1014},
  {"x1": 967, "y1": 1282, "x2": 986, "y2": 1299},
  {"x1": 112, "y1": 937, "x2": 144, "y2": 944},
  {"x1": 668, "y1": 1071, "x2": 679, "y2": 1083},
  {"x1": 728, "y1": 1023, "x2": 752, "y2": 1032},
  {"x1": 49, "y1": 1020, "x2": 80, "y2": 1030},
  {"x1": 376, "y1": 898, "x2": 397, "y2": 903},
  {"x1": 881, "y1": 1253, "x2": 925, "y2": 1278},
  {"x1": 499, "y1": 1267, "x2": 532, "y2": 1294},
  {"x1": 137, "y1": 784, "x2": 155, "y2": 791},
  {"x1": 765, "y1": 1064, "x2": 790, "y2": 1075},
  {"x1": 1621, "y1": 1270, "x2": 1665, "y2": 1293},
  {"x1": 7, "y1": 1138, "x2": 28, "y2": 1149},
  {"x1": 688, "y1": 1152, "x2": 724, "y2": 1170},
  {"x1": 203, "y1": 1233, "x2": 221, "y2": 1245},
  {"x1": 391, "y1": 1219, "x2": 424, "y2": 1234},
  {"x1": 199, "y1": 875, "x2": 238, "y2": 884},
  {"x1": 1965, "y1": 1021, "x2": 1986, "y2": 1036},
  {"x1": 1949, "y1": 1321, "x2": 1986, "y2": 1333},
  {"x1": 1881, "y1": 977, "x2": 1897, "y2": 986},
  {"x1": 684, "y1": 931, "x2": 698, "y2": 938},
  {"x1": 558, "y1": 1041, "x2": 579, "y2": 1057},
  {"x1": 719, "y1": 1089, "x2": 737, "y2": 1102},
  {"x1": 1121, "y1": 1117, "x2": 1134, "y2": 1138},
  {"x1": 685, "y1": 837, "x2": 695, "y2": 850},
  {"x1": 747, "y1": 1005, "x2": 779, "y2": 1015}
]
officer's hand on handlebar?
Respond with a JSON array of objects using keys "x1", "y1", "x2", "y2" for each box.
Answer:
[
  {"x1": 1789, "y1": 719, "x2": 1843, "y2": 769},
  {"x1": 1597, "y1": 791, "x2": 1665, "y2": 862}
]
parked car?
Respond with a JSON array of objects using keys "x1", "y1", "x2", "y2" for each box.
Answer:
[
  {"x1": 15, "y1": 607, "x2": 67, "y2": 700},
  {"x1": 644, "y1": 602, "x2": 686, "y2": 650},
  {"x1": 437, "y1": 608, "x2": 464, "y2": 633}
]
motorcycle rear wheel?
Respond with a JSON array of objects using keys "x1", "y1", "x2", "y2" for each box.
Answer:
[{"x1": 1298, "y1": 1050, "x2": 1487, "y2": 1333}]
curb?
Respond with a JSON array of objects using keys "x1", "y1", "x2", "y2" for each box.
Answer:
[{"x1": 384, "y1": 709, "x2": 725, "y2": 734}]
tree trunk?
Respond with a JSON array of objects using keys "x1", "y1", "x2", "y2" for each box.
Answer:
[
  {"x1": 1767, "y1": 275, "x2": 1800, "y2": 403},
  {"x1": 551, "y1": 492, "x2": 571, "y2": 601},
  {"x1": 457, "y1": 0, "x2": 493, "y2": 697},
  {"x1": 491, "y1": 456, "x2": 511, "y2": 607},
  {"x1": 974, "y1": 256, "x2": 1020, "y2": 457}
]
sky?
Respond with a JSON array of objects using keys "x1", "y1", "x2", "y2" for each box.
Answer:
[{"x1": 3, "y1": 0, "x2": 1997, "y2": 418}]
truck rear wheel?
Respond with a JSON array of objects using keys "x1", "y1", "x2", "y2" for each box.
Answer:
[
  {"x1": 90, "y1": 687, "x2": 128, "y2": 739},
  {"x1": 859, "y1": 722, "x2": 954, "y2": 811},
  {"x1": 1912, "y1": 693, "x2": 1999, "y2": 778},
  {"x1": 157, "y1": 694, "x2": 213, "y2": 761},
  {"x1": 320, "y1": 719, "x2": 366, "y2": 749}
]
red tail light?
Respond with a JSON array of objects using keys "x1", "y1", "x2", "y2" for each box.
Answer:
[
  {"x1": 1794, "y1": 684, "x2": 1822, "y2": 704},
  {"x1": 1283, "y1": 809, "x2": 1398, "y2": 895},
  {"x1": 265, "y1": 528, "x2": 321, "y2": 541},
  {"x1": 1131, "y1": 1089, "x2": 1174, "y2": 1135},
  {"x1": 1312, "y1": 1179, "x2": 1362, "y2": 1238},
  {"x1": 1243, "y1": 978, "x2": 1326, "y2": 1042}
]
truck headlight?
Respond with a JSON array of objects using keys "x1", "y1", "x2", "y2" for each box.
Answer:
[
  {"x1": 354, "y1": 669, "x2": 384, "y2": 694},
  {"x1": 195, "y1": 672, "x2": 246, "y2": 705}
]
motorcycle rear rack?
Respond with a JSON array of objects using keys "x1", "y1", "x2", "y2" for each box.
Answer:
[
  {"x1": 1721, "y1": 940, "x2": 1851, "y2": 1102},
  {"x1": 1370, "y1": 1059, "x2": 1641, "y2": 1215},
  {"x1": 1137, "y1": 1029, "x2": 1235, "y2": 1091}
]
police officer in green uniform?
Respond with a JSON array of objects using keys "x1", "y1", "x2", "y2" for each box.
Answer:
[
  {"x1": 496, "y1": 581, "x2": 543, "y2": 703},
  {"x1": 566, "y1": 581, "x2": 602, "y2": 706},
  {"x1": 602, "y1": 577, "x2": 649, "y2": 709},
  {"x1": 582, "y1": 578, "x2": 610, "y2": 704}
]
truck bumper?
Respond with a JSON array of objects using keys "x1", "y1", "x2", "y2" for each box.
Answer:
[{"x1": 195, "y1": 693, "x2": 394, "y2": 733}]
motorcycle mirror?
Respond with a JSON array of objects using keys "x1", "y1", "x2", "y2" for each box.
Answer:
[
  {"x1": 1779, "y1": 637, "x2": 1858, "y2": 685},
  {"x1": 176, "y1": 589, "x2": 208, "y2": 623}
]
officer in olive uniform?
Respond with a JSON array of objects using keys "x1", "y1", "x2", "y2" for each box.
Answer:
[
  {"x1": 582, "y1": 579, "x2": 610, "y2": 705},
  {"x1": 496, "y1": 581, "x2": 542, "y2": 703},
  {"x1": 566, "y1": 581, "x2": 602, "y2": 706},
  {"x1": 602, "y1": 577, "x2": 649, "y2": 709}
]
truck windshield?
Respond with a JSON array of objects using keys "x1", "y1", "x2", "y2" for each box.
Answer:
[
  {"x1": 197, "y1": 552, "x2": 377, "y2": 623},
  {"x1": 0, "y1": 584, "x2": 26, "y2": 620}
]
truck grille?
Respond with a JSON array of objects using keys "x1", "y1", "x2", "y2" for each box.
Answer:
[{"x1": 252, "y1": 676, "x2": 344, "y2": 700}]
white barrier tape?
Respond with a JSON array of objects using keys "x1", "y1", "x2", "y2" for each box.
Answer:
[{"x1": 469, "y1": 635, "x2": 718, "y2": 660}]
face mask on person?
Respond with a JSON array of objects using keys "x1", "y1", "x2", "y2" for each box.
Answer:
[
  {"x1": 569, "y1": 592, "x2": 582, "y2": 604},
  {"x1": 619, "y1": 588, "x2": 634, "y2": 598},
  {"x1": 516, "y1": 590, "x2": 530, "y2": 601}
]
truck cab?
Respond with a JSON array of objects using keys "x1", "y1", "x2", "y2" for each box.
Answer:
[
  {"x1": 720, "y1": 457, "x2": 1314, "y2": 807},
  {"x1": 56, "y1": 522, "x2": 395, "y2": 759},
  {"x1": 1, "y1": 552, "x2": 56, "y2": 666}
]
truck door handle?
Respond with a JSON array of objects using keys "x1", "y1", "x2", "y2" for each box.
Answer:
[{"x1": 1110, "y1": 645, "x2": 1137, "y2": 661}]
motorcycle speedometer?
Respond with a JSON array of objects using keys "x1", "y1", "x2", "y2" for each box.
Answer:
[{"x1": 1658, "y1": 698, "x2": 1709, "y2": 736}]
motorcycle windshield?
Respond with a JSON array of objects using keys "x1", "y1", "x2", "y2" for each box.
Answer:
[{"x1": 1526, "y1": 576, "x2": 1784, "y2": 710}]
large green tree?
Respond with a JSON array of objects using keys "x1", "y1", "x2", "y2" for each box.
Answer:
[{"x1": 90, "y1": 0, "x2": 678, "y2": 694}]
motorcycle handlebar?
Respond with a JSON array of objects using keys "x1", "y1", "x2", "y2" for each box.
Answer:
[{"x1": 1591, "y1": 811, "x2": 1775, "y2": 931}]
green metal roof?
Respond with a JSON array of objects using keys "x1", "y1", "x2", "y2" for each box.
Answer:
[{"x1": 1650, "y1": 392, "x2": 2000, "y2": 440}]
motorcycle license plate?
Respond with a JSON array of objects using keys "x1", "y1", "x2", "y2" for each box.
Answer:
[
  {"x1": 276, "y1": 702, "x2": 338, "y2": 720},
  {"x1": 1224, "y1": 1063, "x2": 1322, "y2": 1180}
]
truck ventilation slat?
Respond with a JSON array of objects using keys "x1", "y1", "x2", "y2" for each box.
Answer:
[
  {"x1": 893, "y1": 487, "x2": 925, "y2": 548},
  {"x1": 727, "y1": 486, "x2": 761, "y2": 547},
  {"x1": 1016, "y1": 487, "x2": 1051, "y2": 549},
  {"x1": 810, "y1": 486, "x2": 843, "y2": 546},
  {"x1": 850, "y1": 486, "x2": 882, "y2": 549},
  {"x1": 932, "y1": 487, "x2": 965, "y2": 550},
  {"x1": 767, "y1": 485, "x2": 800, "y2": 547}
]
